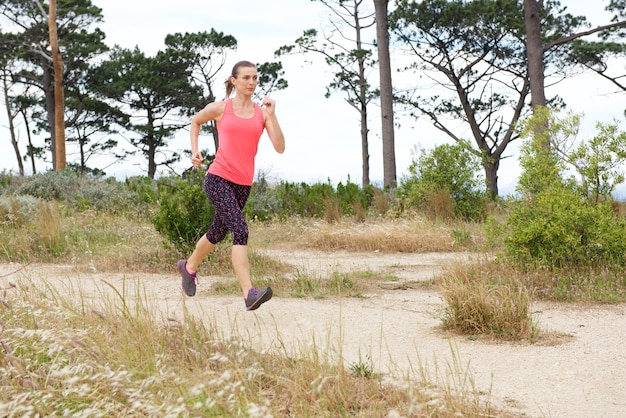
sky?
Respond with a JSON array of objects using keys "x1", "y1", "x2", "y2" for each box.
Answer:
[{"x1": 1, "y1": 0, "x2": 624, "y2": 195}]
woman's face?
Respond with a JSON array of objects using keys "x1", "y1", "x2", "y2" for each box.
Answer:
[{"x1": 232, "y1": 66, "x2": 258, "y2": 96}]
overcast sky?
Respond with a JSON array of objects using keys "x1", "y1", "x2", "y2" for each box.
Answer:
[{"x1": 1, "y1": 0, "x2": 624, "y2": 194}]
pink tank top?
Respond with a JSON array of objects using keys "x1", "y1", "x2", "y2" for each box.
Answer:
[{"x1": 208, "y1": 99, "x2": 265, "y2": 186}]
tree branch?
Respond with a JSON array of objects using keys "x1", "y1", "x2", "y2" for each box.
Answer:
[{"x1": 543, "y1": 20, "x2": 626, "y2": 52}]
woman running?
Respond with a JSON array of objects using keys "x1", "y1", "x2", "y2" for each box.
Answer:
[{"x1": 177, "y1": 60, "x2": 285, "y2": 310}]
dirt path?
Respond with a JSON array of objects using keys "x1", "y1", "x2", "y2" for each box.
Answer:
[{"x1": 2, "y1": 250, "x2": 625, "y2": 418}]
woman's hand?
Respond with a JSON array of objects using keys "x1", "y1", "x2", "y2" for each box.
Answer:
[
  {"x1": 191, "y1": 151, "x2": 203, "y2": 168},
  {"x1": 261, "y1": 96, "x2": 276, "y2": 115}
]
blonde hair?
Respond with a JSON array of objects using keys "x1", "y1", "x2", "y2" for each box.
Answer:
[{"x1": 224, "y1": 60, "x2": 256, "y2": 98}]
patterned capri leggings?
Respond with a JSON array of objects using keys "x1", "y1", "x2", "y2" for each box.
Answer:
[{"x1": 203, "y1": 173, "x2": 251, "y2": 246}]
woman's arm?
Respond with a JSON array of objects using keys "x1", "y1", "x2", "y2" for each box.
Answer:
[
  {"x1": 189, "y1": 101, "x2": 226, "y2": 167},
  {"x1": 261, "y1": 97, "x2": 285, "y2": 154}
]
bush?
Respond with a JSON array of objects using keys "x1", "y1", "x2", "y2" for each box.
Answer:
[
  {"x1": 15, "y1": 171, "x2": 150, "y2": 214},
  {"x1": 152, "y1": 170, "x2": 214, "y2": 254},
  {"x1": 124, "y1": 175, "x2": 159, "y2": 206},
  {"x1": 518, "y1": 108, "x2": 626, "y2": 203},
  {"x1": 245, "y1": 178, "x2": 376, "y2": 220},
  {"x1": 0, "y1": 194, "x2": 41, "y2": 228},
  {"x1": 398, "y1": 143, "x2": 487, "y2": 221},
  {"x1": 516, "y1": 107, "x2": 571, "y2": 197},
  {"x1": 16, "y1": 170, "x2": 82, "y2": 202},
  {"x1": 336, "y1": 179, "x2": 371, "y2": 216},
  {"x1": 244, "y1": 174, "x2": 284, "y2": 221},
  {"x1": 0, "y1": 170, "x2": 19, "y2": 194},
  {"x1": 505, "y1": 109, "x2": 626, "y2": 270},
  {"x1": 276, "y1": 181, "x2": 335, "y2": 218},
  {"x1": 504, "y1": 186, "x2": 626, "y2": 269}
]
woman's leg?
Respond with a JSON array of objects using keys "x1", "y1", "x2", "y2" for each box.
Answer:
[
  {"x1": 231, "y1": 244, "x2": 252, "y2": 298},
  {"x1": 184, "y1": 174, "x2": 227, "y2": 273},
  {"x1": 184, "y1": 174, "x2": 271, "y2": 309},
  {"x1": 205, "y1": 175, "x2": 253, "y2": 298},
  {"x1": 177, "y1": 174, "x2": 226, "y2": 296},
  {"x1": 186, "y1": 235, "x2": 215, "y2": 272}
]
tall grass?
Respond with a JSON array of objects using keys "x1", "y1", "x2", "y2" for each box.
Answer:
[
  {"x1": 518, "y1": 265, "x2": 626, "y2": 303},
  {"x1": 0, "y1": 274, "x2": 503, "y2": 417},
  {"x1": 438, "y1": 260, "x2": 539, "y2": 341},
  {"x1": 0, "y1": 202, "x2": 177, "y2": 271},
  {"x1": 35, "y1": 200, "x2": 64, "y2": 256},
  {"x1": 254, "y1": 217, "x2": 487, "y2": 253}
]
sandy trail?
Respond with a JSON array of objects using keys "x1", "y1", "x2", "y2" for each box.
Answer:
[{"x1": 2, "y1": 250, "x2": 625, "y2": 418}]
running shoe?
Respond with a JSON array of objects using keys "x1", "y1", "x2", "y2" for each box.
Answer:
[
  {"x1": 177, "y1": 259, "x2": 197, "y2": 296},
  {"x1": 245, "y1": 287, "x2": 273, "y2": 311}
]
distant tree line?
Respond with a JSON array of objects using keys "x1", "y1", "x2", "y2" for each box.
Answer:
[
  {"x1": 0, "y1": 0, "x2": 287, "y2": 179},
  {"x1": 0, "y1": 0, "x2": 624, "y2": 195}
]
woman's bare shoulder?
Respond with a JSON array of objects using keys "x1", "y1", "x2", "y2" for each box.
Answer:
[
  {"x1": 195, "y1": 100, "x2": 227, "y2": 122},
  {"x1": 205, "y1": 100, "x2": 227, "y2": 113}
]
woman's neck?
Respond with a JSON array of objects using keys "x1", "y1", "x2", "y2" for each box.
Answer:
[{"x1": 231, "y1": 94, "x2": 253, "y2": 105}]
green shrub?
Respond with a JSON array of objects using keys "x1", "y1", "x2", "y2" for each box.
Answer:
[
  {"x1": 245, "y1": 174, "x2": 284, "y2": 221},
  {"x1": 516, "y1": 107, "x2": 571, "y2": 197},
  {"x1": 506, "y1": 109, "x2": 626, "y2": 270},
  {"x1": 152, "y1": 170, "x2": 214, "y2": 253},
  {"x1": 336, "y1": 179, "x2": 371, "y2": 216},
  {"x1": 0, "y1": 195, "x2": 41, "y2": 228},
  {"x1": 276, "y1": 181, "x2": 335, "y2": 218},
  {"x1": 504, "y1": 186, "x2": 626, "y2": 269},
  {"x1": 15, "y1": 171, "x2": 149, "y2": 214},
  {"x1": 245, "y1": 178, "x2": 374, "y2": 220},
  {"x1": 518, "y1": 108, "x2": 626, "y2": 203},
  {"x1": 16, "y1": 170, "x2": 82, "y2": 202},
  {"x1": 0, "y1": 170, "x2": 18, "y2": 194},
  {"x1": 398, "y1": 143, "x2": 487, "y2": 220},
  {"x1": 124, "y1": 175, "x2": 159, "y2": 205}
]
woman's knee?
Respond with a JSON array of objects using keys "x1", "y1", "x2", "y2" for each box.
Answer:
[
  {"x1": 206, "y1": 228, "x2": 227, "y2": 244},
  {"x1": 231, "y1": 224, "x2": 249, "y2": 246}
]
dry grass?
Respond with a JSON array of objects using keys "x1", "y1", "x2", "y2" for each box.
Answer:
[
  {"x1": 0, "y1": 205, "x2": 177, "y2": 271},
  {"x1": 611, "y1": 200, "x2": 626, "y2": 217},
  {"x1": 423, "y1": 189, "x2": 456, "y2": 220},
  {"x1": 35, "y1": 200, "x2": 63, "y2": 253},
  {"x1": 0, "y1": 274, "x2": 506, "y2": 417},
  {"x1": 0, "y1": 200, "x2": 568, "y2": 415},
  {"x1": 513, "y1": 265, "x2": 626, "y2": 303},
  {"x1": 64, "y1": 209, "x2": 178, "y2": 272},
  {"x1": 249, "y1": 216, "x2": 486, "y2": 253},
  {"x1": 372, "y1": 187, "x2": 393, "y2": 215},
  {"x1": 437, "y1": 259, "x2": 539, "y2": 342},
  {"x1": 2, "y1": 201, "x2": 486, "y2": 273}
]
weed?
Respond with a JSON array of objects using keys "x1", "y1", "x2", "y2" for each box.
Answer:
[{"x1": 438, "y1": 260, "x2": 539, "y2": 341}]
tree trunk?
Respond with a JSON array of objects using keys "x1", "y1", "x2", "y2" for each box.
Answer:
[
  {"x1": 147, "y1": 121, "x2": 157, "y2": 178},
  {"x1": 484, "y1": 158, "x2": 500, "y2": 200},
  {"x1": 524, "y1": 0, "x2": 546, "y2": 109},
  {"x1": 43, "y1": 68, "x2": 56, "y2": 168},
  {"x1": 360, "y1": 104, "x2": 370, "y2": 187},
  {"x1": 210, "y1": 120, "x2": 219, "y2": 152},
  {"x1": 148, "y1": 140, "x2": 157, "y2": 179},
  {"x1": 374, "y1": 0, "x2": 396, "y2": 188},
  {"x1": 2, "y1": 72, "x2": 24, "y2": 176},
  {"x1": 48, "y1": 0, "x2": 66, "y2": 171},
  {"x1": 79, "y1": 137, "x2": 86, "y2": 175},
  {"x1": 353, "y1": 0, "x2": 370, "y2": 187},
  {"x1": 23, "y1": 111, "x2": 37, "y2": 174}
]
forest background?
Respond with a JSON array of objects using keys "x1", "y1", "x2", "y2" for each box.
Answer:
[{"x1": 1, "y1": 0, "x2": 625, "y2": 197}]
